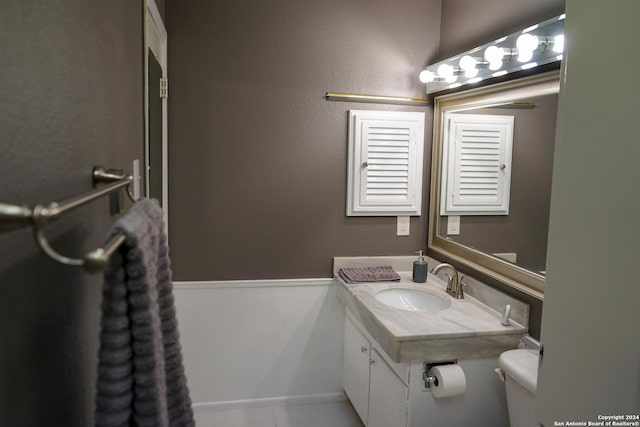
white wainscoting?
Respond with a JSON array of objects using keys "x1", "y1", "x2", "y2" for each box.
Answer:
[{"x1": 173, "y1": 278, "x2": 345, "y2": 408}]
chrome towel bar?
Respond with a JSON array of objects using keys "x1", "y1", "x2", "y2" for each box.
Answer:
[{"x1": 0, "y1": 166, "x2": 136, "y2": 273}]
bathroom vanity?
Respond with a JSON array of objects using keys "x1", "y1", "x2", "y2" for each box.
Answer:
[{"x1": 335, "y1": 256, "x2": 529, "y2": 427}]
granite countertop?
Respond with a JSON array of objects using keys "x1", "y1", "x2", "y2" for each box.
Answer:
[{"x1": 336, "y1": 271, "x2": 527, "y2": 363}]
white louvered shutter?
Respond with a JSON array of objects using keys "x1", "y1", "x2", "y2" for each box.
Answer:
[
  {"x1": 440, "y1": 113, "x2": 514, "y2": 215},
  {"x1": 347, "y1": 111, "x2": 425, "y2": 216}
]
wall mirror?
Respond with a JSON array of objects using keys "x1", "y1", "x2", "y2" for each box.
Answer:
[{"x1": 428, "y1": 70, "x2": 560, "y2": 299}]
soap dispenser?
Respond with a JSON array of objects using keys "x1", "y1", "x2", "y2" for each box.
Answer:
[{"x1": 413, "y1": 250, "x2": 428, "y2": 283}]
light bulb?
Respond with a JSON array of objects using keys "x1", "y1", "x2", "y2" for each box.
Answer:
[
  {"x1": 484, "y1": 46, "x2": 504, "y2": 63},
  {"x1": 517, "y1": 34, "x2": 539, "y2": 52},
  {"x1": 419, "y1": 70, "x2": 435, "y2": 83},
  {"x1": 445, "y1": 74, "x2": 458, "y2": 83},
  {"x1": 459, "y1": 55, "x2": 477, "y2": 72},
  {"x1": 517, "y1": 49, "x2": 534, "y2": 63},
  {"x1": 553, "y1": 34, "x2": 564, "y2": 53},
  {"x1": 437, "y1": 63, "x2": 454, "y2": 78},
  {"x1": 464, "y1": 68, "x2": 478, "y2": 78},
  {"x1": 488, "y1": 60, "x2": 503, "y2": 71}
]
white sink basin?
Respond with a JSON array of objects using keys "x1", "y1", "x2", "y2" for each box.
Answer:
[{"x1": 375, "y1": 288, "x2": 451, "y2": 313}]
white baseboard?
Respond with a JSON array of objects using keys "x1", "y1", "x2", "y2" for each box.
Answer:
[{"x1": 192, "y1": 392, "x2": 347, "y2": 411}]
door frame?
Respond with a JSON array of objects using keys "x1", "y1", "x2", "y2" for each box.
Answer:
[{"x1": 144, "y1": 0, "x2": 168, "y2": 225}]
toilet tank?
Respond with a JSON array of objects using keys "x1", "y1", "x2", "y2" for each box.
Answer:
[{"x1": 499, "y1": 349, "x2": 539, "y2": 427}]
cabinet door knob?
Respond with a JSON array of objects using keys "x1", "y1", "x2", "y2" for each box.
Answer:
[
  {"x1": 369, "y1": 359, "x2": 375, "y2": 366},
  {"x1": 360, "y1": 346, "x2": 367, "y2": 353}
]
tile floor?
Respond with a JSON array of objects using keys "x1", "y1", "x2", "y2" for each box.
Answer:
[{"x1": 193, "y1": 400, "x2": 364, "y2": 427}]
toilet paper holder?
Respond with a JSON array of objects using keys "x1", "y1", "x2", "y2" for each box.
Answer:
[{"x1": 422, "y1": 361, "x2": 457, "y2": 390}]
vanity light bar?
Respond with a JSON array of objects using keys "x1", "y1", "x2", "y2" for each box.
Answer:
[{"x1": 420, "y1": 14, "x2": 565, "y2": 94}]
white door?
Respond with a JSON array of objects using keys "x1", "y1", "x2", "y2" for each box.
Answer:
[
  {"x1": 145, "y1": 0, "x2": 168, "y2": 219},
  {"x1": 343, "y1": 316, "x2": 371, "y2": 424},
  {"x1": 368, "y1": 348, "x2": 408, "y2": 427}
]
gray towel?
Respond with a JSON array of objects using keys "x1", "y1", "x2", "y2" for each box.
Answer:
[
  {"x1": 95, "y1": 199, "x2": 194, "y2": 427},
  {"x1": 338, "y1": 266, "x2": 401, "y2": 283}
]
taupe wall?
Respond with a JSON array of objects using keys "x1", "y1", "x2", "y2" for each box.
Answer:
[
  {"x1": 439, "y1": 0, "x2": 566, "y2": 58},
  {"x1": 167, "y1": 0, "x2": 442, "y2": 280},
  {"x1": 439, "y1": 93, "x2": 558, "y2": 273},
  {"x1": 166, "y1": 0, "x2": 564, "y2": 334},
  {"x1": 0, "y1": 2, "x2": 143, "y2": 425}
]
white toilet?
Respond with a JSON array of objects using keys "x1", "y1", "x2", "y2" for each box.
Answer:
[{"x1": 499, "y1": 348, "x2": 540, "y2": 427}]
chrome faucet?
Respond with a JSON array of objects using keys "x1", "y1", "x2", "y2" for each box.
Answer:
[{"x1": 431, "y1": 263, "x2": 464, "y2": 299}]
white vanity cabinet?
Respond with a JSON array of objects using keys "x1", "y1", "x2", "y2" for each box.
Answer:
[
  {"x1": 342, "y1": 310, "x2": 511, "y2": 427},
  {"x1": 368, "y1": 348, "x2": 409, "y2": 427},
  {"x1": 343, "y1": 314, "x2": 409, "y2": 427},
  {"x1": 343, "y1": 315, "x2": 372, "y2": 424},
  {"x1": 336, "y1": 266, "x2": 522, "y2": 427}
]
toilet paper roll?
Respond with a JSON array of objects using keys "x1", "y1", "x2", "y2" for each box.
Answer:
[{"x1": 430, "y1": 364, "x2": 466, "y2": 398}]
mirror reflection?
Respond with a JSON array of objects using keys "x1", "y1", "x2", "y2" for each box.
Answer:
[
  {"x1": 439, "y1": 91, "x2": 558, "y2": 274},
  {"x1": 429, "y1": 71, "x2": 560, "y2": 297}
]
